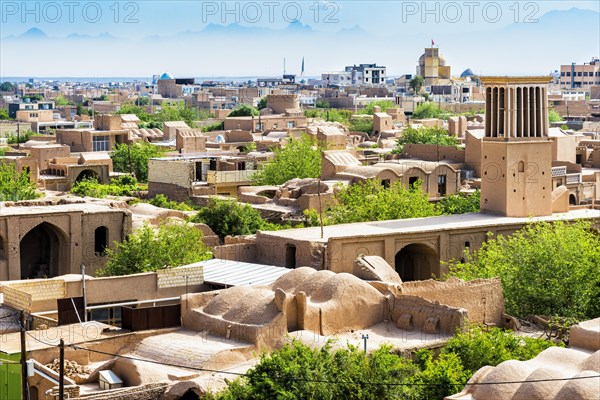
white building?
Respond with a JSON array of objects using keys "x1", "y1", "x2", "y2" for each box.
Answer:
[{"x1": 322, "y1": 64, "x2": 386, "y2": 86}]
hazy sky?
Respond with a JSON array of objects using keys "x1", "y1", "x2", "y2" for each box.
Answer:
[{"x1": 1, "y1": 1, "x2": 599, "y2": 77}]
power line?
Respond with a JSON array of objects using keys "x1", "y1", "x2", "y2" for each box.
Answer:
[{"x1": 18, "y1": 321, "x2": 600, "y2": 389}]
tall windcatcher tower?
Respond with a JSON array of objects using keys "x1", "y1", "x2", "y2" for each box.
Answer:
[{"x1": 479, "y1": 76, "x2": 553, "y2": 217}]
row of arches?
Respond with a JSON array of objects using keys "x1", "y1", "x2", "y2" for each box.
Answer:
[{"x1": 0, "y1": 223, "x2": 109, "y2": 280}]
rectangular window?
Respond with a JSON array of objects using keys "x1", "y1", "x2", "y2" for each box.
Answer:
[
  {"x1": 287, "y1": 121, "x2": 294, "y2": 128},
  {"x1": 437, "y1": 175, "x2": 447, "y2": 196},
  {"x1": 255, "y1": 123, "x2": 264, "y2": 131},
  {"x1": 92, "y1": 136, "x2": 109, "y2": 151}
]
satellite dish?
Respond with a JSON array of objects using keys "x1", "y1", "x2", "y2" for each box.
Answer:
[{"x1": 215, "y1": 135, "x2": 225, "y2": 144}]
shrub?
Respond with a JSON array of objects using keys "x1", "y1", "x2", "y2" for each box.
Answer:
[{"x1": 98, "y1": 222, "x2": 211, "y2": 276}]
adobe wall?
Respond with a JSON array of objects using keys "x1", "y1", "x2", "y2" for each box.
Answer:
[
  {"x1": 29, "y1": 146, "x2": 70, "y2": 170},
  {"x1": 400, "y1": 278, "x2": 504, "y2": 326},
  {"x1": 147, "y1": 159, "x2": 192, "y2": 201},
  {"x1": 390, "y1": 295, "x2": 467, "y2": 334},
  {"x1": 401, "y1": 143, "x2": 465, "y2": 163},
  {"x1": 0, "y1": 207, "x2": 131, "y2": 281}
]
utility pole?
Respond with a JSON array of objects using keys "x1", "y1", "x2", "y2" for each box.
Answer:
[
  {"x1": 59, "y1": 339, "x2": 65, "y2": 400},
  {"x1": 20, "y1": 311, "x2": 27, "y2": 400},
  {"x1": 81, "y1": 265, "x2": 87, "y2": 322}
]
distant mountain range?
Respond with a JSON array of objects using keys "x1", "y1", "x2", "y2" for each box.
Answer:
[
  {"x1": 3, "y1": 7, "x2": 598, "y2": 42},
  {"x1": 1, "y1": 7, "x2": 598, "y2": 77}
]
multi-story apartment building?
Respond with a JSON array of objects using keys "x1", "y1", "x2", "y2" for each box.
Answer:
[
  {"x1": 322, "y1": 64, "x2": 386, "y2": 86},
  {"x1": 559, "y1": 58, "x2": 600, "y2": 89}
]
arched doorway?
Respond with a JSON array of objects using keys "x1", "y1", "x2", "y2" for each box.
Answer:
[
  {"x1": 179, "y1": 390, "x2": 201, "y2": 400},
  {"x1": 394, "y1": 243, "x2": 438, "y2": 282},
  {"x1": 20, "y1": 223, "x2": 67, "y2": 279},
  {"x1": 75, "y1": 169, "x2": 99, "y2": 182},
  {"x1": 569, "y1": 194, "x2": 577, "y2": 205}
]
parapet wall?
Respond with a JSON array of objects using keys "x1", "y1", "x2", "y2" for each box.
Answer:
[
  {"x1": 400, "y1": 278, "x2": 504, "y2": 327},
  {"x1": 390, "y1": 295, "x2": 467, "y2": 334}
]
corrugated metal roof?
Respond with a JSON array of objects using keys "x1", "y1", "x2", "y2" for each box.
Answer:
[
  {"x1": 201, "y1": 259, "x2": 291, "y2": 287},
  {"x1": 99, "y1": 370, "x2": 123, "y2": 384}
]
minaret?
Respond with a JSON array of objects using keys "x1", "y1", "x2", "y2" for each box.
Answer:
[{"x1": 479, "y1": 76, "x2": 553, "y2": 217}]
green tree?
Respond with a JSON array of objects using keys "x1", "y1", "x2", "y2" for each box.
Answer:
[
  {"x1": 435, "y1": 191, "x2": 480, "y2": 215},
  {"x1": 349, "y1": 117, "x2": 374, "y2": 133},
  {"x1": 54, "y1": 95, "x2": 73, "y2": 106},
  {"x1": 149, "y1": 194, "x2": 194, "y2": 211},
  {"x1": 71, "y1": 176, "x2": 145, "y2": 198},
  {"x1": 136, "y1": 96, "x2": 150, "y2": 106},
  {"x1": 0, "y1": 163, "x2": 40, "y2": 201},
  {"x1": 23, "y1": 94, "x2": 43, "y2": 102},
  {"x1": 361, "y1": 100, "x2": 396, "y2": 115},
  {"x1": 192, "y1": 198, "x2": 265, "y2": 240},
  {"x1": 257, "y1": 98, "x2": 268, "y2": 110},
  {"x1": 0, "y1": 108, "x2": 10, "y2": 120},
  {"x1": 448, "y1": 220, "x2": 600, "y2": 319},
  {"x1": 548, "y1": 109, "x2": 562, "y2": 123},
  {"x1": 411, "y1": 102, "x2": 443, "y2": 119},
  {"x1": 252, "y1": 135, "x2": 324, "y2": 186},
  {"x1": 207, "y1": 340, "x2": 420, "y2": 400},
  {"x1": 324, "y1": 180, "x2": 438, "y2": 225},
  {"x1": 76, "y1": 103, "x2": 90, "y2": 116},
  {"x1": 315, "y1": 100, "x2": 330, "y2": 108},
  {"x1": 111, "y1": 142, "x2": 167, "y2": 182},
  {"x1": 409, "y1": 75, "x2": 424, "y2": 94},
  {"x1": 228, "y1": 104, "x2": 260, "y2": 117},
  {"x1": 0, "y1": 82, "x2": 14, "y2": 92},
  {"x1": 98, "y1": 222, "x2": 211, "y2": 276},
  {"x1": 117, "y1": 104, "x2": 150, "y2": 122},
  {"x1": 394, "y1": 126, "x2": 458, "y2": 153}
]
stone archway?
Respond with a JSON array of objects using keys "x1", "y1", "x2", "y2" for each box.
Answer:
[
  {"x1": 20, "y1": 222, "x2": 68, "y2": 279},
  {"x1": 394, "y1": 243, "x2": 438, "y2": 282},
  {"x1": 569, "y1": 194, "x2": 577, "y2": 205},
  {"x1": 75, "y1": 169, "x2": 99, "y2": 182},
  {"x1": 178, "y1": 390, "x2": 201, "y2": 400}
]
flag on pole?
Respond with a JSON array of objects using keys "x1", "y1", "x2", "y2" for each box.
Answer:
[
  {"x1": 301, "y1": 57, "x2": 305, "y2": 76},
  {"x1": 431, "y1": 39, "x2": 435, "y2": 47}
]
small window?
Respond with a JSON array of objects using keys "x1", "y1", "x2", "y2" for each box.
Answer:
[
  {"x1": 437, "y1": 175, "x2": 447, "y2": 196},
  {"x1": 381, "y1": 179, "x2": 390, "y2": 189},
  {"x1": 94, "y1": 227, "x2": 108, "y2": 256},
  {"x1": 287, "y1": 121, "x2": 295, "y2": 128},
  {"x1": 518, "y1": 161, "x2": 525, "y2": 173},
  {"x1": 285, "y1": 245, "x2": 297, "y2": 268},
  {"x1": 409, "y1": 177, "x2": 418, "y2": 187}
]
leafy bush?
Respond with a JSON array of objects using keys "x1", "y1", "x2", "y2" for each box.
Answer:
[
  {"x1": 323, "y1": 180, "x2": 438, "y2": 225},
  {"x1": 228, "y1": 104, "x2": 259, "y2": 117},
  {"x1": 412, "y1": 102, "x2": 443, "y2": 119},
  {"x1": 252, "y1": 135, "x2": 324, "y2": 186},
  {"x1": 448, "y1": 220, "x2": 600, "y2": 319},
  {"x1": 548, "y1": 109, "x2": 562, "y2": 123},
  {"x1": 207, "y1": 340, "x2": 420, "y2": 400},
  {"x1": 349, "y1": 117, "x2": 374, "y2": 133},
  {"x1": 192, "y1": 197, "x2": 293, "y2": 239},
  {"x1": 149, "y1": 194, "x2": 194, "y2": 211},
  {"x1": 111, "y1": 142, "x2": 167, "y2": 182},
  {"x1": 361, "y1": 100, "x2": 396, "y2": 115},
  {"x1": 0, "y1": 163, "x2": 40, "y2": 201},
  {"x1": 71, "y1": 175, "x2": 145, "y2": 198},
  {"x1": 208, "y1": 328, "x2": 557, "y2": 400},
  {"x1": 435, "y1": 191, "x2": 480, "y2": 215},
  {"x1": 394, "y1": 126, "x2": 458, "y2": 153},
  {"x1": 192, "y1": 198, "x2": 266, "y2": 240},
  {"x1": 98, "y1": 222, "x2": 211, "y2": 276}
]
